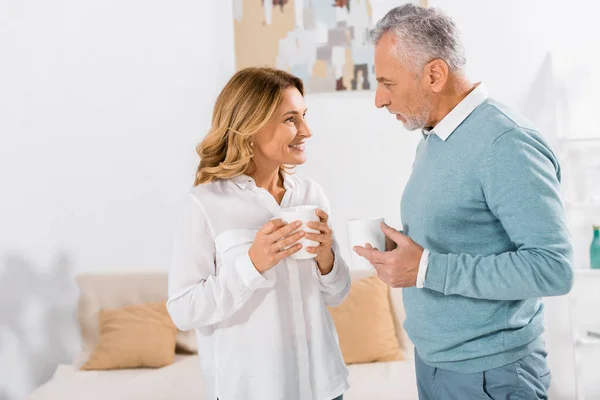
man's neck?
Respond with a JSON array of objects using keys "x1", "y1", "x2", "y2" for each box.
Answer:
[{"x1": 427, "y1": 76, "x2": 477, "y2": 129}]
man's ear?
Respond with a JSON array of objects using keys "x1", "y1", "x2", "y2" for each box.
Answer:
[{"x1": 423, "y1": 59, "x2": 449, "y2": 93}]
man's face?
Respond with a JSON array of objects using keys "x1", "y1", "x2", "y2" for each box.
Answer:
[{"x1": 374, "y1": 32, "x2": 434, "y2": 131}]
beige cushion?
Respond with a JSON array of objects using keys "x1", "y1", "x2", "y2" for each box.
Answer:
[
  {"x1": 82, "y1": 302, "x2": 176, "y2": 370},
  {"x1": 349, "y1": 269, "x2": 412, "y2": 359},
  {"x1": 329, "y1": 274, "x2": 403, "y2": 364},
  {"x1": 76, "y1": 273, "x2": 197, "y2": 365}
]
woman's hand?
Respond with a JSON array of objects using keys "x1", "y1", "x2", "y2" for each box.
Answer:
[
  {"x1": 305, "y1": 209, "x2": 335, "y2": 275},
  {"x1": 249, "y1": 219, "x2": 304, "y2": 273}
]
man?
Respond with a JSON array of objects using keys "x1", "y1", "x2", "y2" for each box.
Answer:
[{"x1": 354, "y1": 4, "x2": 573, "y2": 399}]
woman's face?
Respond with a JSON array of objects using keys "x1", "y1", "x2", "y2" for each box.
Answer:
[{"x1": 251, "y1": 87, "x2": 311, "y2": 169}]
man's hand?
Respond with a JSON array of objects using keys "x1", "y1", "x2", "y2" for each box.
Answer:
[{"x1": 353, "y1": 222, "x2": 423, "y2": 288}]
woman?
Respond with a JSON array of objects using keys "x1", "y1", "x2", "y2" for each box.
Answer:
[{"x1": 167, "y1": 67, "x2": 350, "y2": 400}]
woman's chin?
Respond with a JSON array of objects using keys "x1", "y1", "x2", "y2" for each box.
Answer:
[
  {"x1": 270, "y1": 152, "x2": 306, "y2": 167},
  {"x1": 282, "y1": 153, "x2": 307, "y2": 166},
  {"x1": 292, "y1": 156, "x2": 307, "y2": 165}
]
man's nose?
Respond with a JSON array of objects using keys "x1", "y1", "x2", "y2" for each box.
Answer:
[{"x1": 375, "y1": 87, "x2": 390, "y2": 109}]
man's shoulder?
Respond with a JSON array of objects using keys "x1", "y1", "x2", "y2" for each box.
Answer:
[{"x1": 463, "y1": 98, "x2": 540, "y2": 143}]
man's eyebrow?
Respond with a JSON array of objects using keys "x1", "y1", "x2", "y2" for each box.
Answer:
[{"x1": 376, "y1": 77, "x2": 393, "y2": 83}]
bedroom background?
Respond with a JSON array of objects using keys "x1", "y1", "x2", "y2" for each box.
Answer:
[{"x1": 1, "y1": 0, "x2": 599, "y2": 399}]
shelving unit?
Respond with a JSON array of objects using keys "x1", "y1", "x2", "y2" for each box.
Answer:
[
  {"x1": 572, "y1": 268, "x2": 600, "y2": 277},
  {"x1": 575, "y1": 334, "x2": 600, "y2": 347},
  {"x1": 558, "y1": 137, "x2": 600, "y2": 144},
  {"x1": 556, "y1": 137, "x2": 600, "y2": 147},
  {"x1": 569, "y1": 270, "x2": 600, "y2": 400},
  {"x1": 559, "y1": 134, "x2": 600, "y2": 400}
]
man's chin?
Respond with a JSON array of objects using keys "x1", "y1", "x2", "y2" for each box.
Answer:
[
  {"x1": 401, "y1": 122, "x2": 422, "y2": 132},
  {"x1": 396, "y1": 115, "x2": 420, "y2": 131}
]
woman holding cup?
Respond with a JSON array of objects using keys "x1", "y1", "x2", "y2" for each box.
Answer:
[{"x1": 167, "y1": 67, "x2": 350, "y2": 400}]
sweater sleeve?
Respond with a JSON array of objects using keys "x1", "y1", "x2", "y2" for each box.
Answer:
[{"x1": 423, "y1": 128, "x2": 573, "y2": 300}]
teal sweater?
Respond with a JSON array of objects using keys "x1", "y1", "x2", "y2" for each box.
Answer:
[{"x1": 401, "y1": 98, "x2": 573, "y2": 373}]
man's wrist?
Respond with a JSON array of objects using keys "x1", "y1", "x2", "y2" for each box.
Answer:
[{"x1": 415, "y1": 249, "x2": 429, "y2": 288}]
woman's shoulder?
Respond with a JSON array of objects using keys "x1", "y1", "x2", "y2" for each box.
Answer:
[
  {"x1": 186, "y1": 180, "x2": 231, "y2": 205},
  {"x1": 287, "y1": 175, "x2": 329, "y2": 202},
  {"x1": 286, "y1": 174, "x2": 323, "y2": 192}
]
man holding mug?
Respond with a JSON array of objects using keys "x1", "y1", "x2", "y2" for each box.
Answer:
[{"x1": 354, "y1": 4, "x2": 573, "y2": 399}]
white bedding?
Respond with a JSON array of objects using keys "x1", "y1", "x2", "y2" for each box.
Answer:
[
  {"x1": 27, "y1": 355, "x2": 206, "y2": 400},
  {"x1": 28, "y1": 356, "x2": 419, "y2": 400}
]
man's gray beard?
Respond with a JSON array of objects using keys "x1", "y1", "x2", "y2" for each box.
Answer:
[{"x1": 403, "y1": 95, "x2": 434, "y2": 131}]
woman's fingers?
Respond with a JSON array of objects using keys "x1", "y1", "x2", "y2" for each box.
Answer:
[
  {"x1": 266, "y1": 220, "x2": 301, "y2": 243},
  {"x1": 306, "y1": 221, "x2": 331, "y2": 234},
  {"x1": 274, "y1": 243, "x2": 302, "y2": 261},
  {"x1": 315, "y1": 208, "x2": 329, "y2": 223},
  {"x1": 304, "y1": 232, "x2": 331, "y2": 244},
  {"x1": 271, "y1": 230, "x2": 305, "y2": 252}
]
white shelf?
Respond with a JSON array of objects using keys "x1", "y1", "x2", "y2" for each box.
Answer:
[
  {"x1": 576, "y1": 335, "x2": 600, "y2": 347},
  {"x1": 559, "y1": 137, "x2": 600, "y2": 143},
  {"x1": 574, "y1": 269, "x2": 600, "y2": 276},
  {"x1": 565, "y1": 202, "x2": 600, "y2": 208}
]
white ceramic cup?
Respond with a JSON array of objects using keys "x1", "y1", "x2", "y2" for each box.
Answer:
[
  {"x1": 280, "y1": 205, "x2": 320, "y2": 260},
  {"x1": 347, "y1": 217, "x2": 386, "y2": 270}
]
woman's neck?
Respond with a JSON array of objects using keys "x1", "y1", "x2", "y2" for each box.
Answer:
[
  {"x1": 246, "y1": 163, "x2": 286, "y2": 203},
  {"x1": 251, "y1": 169, "x2": 283, "y2": 192}
]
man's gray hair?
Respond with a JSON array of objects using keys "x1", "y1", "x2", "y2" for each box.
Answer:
[{"x1": 369, "y1": 4, "x2": 466, "y2": 72}]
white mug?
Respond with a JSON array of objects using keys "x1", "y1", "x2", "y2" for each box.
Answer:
[
  {"x1": 280, "y1": 205, "x2": 320, "y2": 260},
  {"x1": 347, "y1": 217, "x2": 385, "y2": 270}
]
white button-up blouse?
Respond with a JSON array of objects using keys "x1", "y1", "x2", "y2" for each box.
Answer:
[{"x1": 167, "y1": 173, "x2": 350, "y2": 400}]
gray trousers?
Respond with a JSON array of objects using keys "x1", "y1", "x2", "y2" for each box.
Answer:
[{"x1": 415, "y1": 348, "x2": 551, "y2": 400}]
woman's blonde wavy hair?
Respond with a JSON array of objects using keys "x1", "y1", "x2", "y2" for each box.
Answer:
[{"x1": 194, "y1": 67, "x2": 304, "y2": 186}]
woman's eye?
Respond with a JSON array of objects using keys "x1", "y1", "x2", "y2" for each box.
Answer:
[{"x1": 285, "y1": 117, "x2": 294, "y2": 123}]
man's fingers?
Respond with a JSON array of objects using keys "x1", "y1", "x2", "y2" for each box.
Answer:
[
  {"x1": 380, "y1": 222, "x2": 404, "y2": 244},
  {"x1": 385, "y1": 235, "x2": 397, "y2": 252},
  {"x1": 366, "y1": 243, "x2": 386, "y2": 252},
  {"x1": 353, "y1": 245, "x2": 385, "y2": 263}
]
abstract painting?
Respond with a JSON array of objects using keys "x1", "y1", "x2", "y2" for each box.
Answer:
[
  {"x1": 233, "y1": 0, "x2": 374, "y2": 92},
  {"x1": 233, "y1": 0, "x2": 428, "y2": 93}
]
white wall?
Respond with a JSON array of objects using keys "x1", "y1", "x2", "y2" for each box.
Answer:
[
  {"x1": 1, "y1": 0, "x2": 598, "y2": 399},
  {"x1": 0, "y1": 0, "x2": 234, "y2": 398}
]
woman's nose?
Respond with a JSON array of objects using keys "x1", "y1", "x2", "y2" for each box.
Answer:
[{"x1": 297, "y1": 119, "x2": 312, "y2": 138}]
